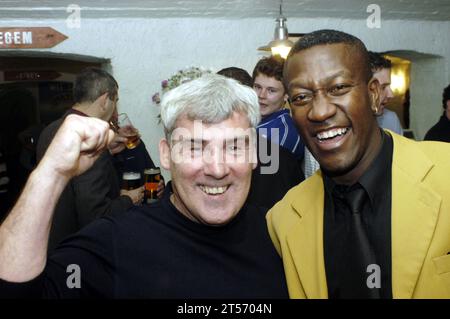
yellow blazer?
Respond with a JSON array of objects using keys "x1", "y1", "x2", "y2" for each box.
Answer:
[{"x1": 267, "y1": 132, "x2": 450, "y2": 298}]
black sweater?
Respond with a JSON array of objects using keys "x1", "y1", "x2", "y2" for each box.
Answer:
[{"x1": 0, "y1": 195, "x2": 288, "y2": 299}]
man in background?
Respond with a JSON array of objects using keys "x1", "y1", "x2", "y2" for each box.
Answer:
[
  {"x1": 252, "y1": 56, "x2": 304, "y2": 160},
  {"x1": 37, "y1": 68, "x2": 143, "y2": 251},
  {"x1": 424, "y1": 84, "x2": 450, "y2": 142},
  {"x1": 217, "y1": 67, "x2": 253, "y2": 87},
  {"x1": 369, "y1": 51, "x2": 404, "y2": 135}
]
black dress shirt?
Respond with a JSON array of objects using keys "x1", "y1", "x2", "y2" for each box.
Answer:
[{"x1": 323, "y1": 129, "x2": 393, "y2": 299}]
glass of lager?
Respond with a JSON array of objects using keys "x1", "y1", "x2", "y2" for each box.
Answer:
[
  {"x1": 122, "y1": 171, "x2": 142, "y2": 190},
  {"x1": 117, "y1": 113, "x2": 140, "y2": 149},
  {"x1": 144, "y1": 167, "x2": 161, "y2": 204}
]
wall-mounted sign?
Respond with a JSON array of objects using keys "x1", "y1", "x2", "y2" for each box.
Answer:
[
  {"x1": 0, "y1": 27, "x2": 68, "y2": 49},
  {"x1": 4, "y1": 71, "x2": 62, "y2": 81}
]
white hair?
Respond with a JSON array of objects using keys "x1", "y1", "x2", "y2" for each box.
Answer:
[{"x1": 160, "y1": 74, "x2": 260, "y2": 139}]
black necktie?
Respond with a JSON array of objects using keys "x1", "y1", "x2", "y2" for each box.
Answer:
[{"x1": 340, "y1": 185, "x2": 380, "y2": 299}]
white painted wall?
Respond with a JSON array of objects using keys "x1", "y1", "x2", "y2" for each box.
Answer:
[
  {"x1": 409, "y1": 57, "x2": 447, "y2": 139},
  {"x1": 1, "y1": 17, "x2": 449, "y2": 176}
]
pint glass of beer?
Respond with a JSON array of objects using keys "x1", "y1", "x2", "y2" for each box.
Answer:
[
  {"x1": 122, "y1": 171, "x2": 142, "y2": 190},
  {"x1": 117, "y1": 113, "x2": 140, "y2": 149},
  {"x1": 144, "y1": 167, "x2": 161, "y2": 204}
]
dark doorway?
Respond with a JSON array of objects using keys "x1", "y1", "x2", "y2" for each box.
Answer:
[{"x1": 0, "y1": 55, "x2": 107, "y2": 219}]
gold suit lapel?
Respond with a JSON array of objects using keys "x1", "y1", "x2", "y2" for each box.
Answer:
[{"x1": 287, "y1": 173, "x2": 328, "y2": 298}]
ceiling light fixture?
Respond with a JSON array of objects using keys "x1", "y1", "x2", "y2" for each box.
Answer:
[{"x1": 258, "y1": 0, "x2": 294, "y2": 59}]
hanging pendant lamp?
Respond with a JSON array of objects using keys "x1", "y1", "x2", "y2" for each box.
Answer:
[{"x1": 258, "y1": 0, "x2": 294, "y2": 59}]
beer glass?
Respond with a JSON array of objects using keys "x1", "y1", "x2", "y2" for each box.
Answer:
[
  {"x1": 117, "y1": 113, "x2": 140, "y2": 149},
  {"x1": 122, "y1": 171, "x2": 142, "y2": 190},
  {"x1": 144, "y1": 167, "x2": 161, "y2": 204}
]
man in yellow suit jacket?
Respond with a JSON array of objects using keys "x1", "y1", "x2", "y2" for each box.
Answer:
[{"x1": 267, "y1": 29, "x2": 450, "y2": 299}]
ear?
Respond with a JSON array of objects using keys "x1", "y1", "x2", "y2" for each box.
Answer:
[
  {"x1": 159, "y1": 138, "x2": 171, "y2": 171},
  {"x1": 368, "y1": 77, "x2": 381, "y2": 114},
  {"x1": 446, "y1": 100, "x2": 450, "y2": 110},
  {"x1": 95, "y1": 92, "x2": 109, "y2": 111}
]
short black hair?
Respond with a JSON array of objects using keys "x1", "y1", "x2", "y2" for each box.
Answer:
[
  {"x1": 287, "y1": 29, "x2": 372, "y2": 81},
  {"x1": 217, "y1": 67, "x2": 253, "y2": 87},
  {"x1": 443, "y1": 84, "x2": 450, "y2": 109},
  {"x1": 368, "y1": 51, "x2": 392, "y2": 72},
  {"x1": 252, "y1": 55, "x2": 285, "y2": 85},
  {"x1": 73, "y1": 67, "x2": 118, "y2": 104}
]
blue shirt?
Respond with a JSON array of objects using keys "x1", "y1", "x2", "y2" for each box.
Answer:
[
  {"x1": 377, "y1": 109, "x2": 403, "y2": 135},
  {"x1": 257, "y1": 109, "x2": 304, "y2": 159}
]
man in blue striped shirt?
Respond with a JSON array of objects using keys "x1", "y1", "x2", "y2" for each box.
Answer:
[{"x1": 252, "y1": 56, "x2": 304, "y2": 160}]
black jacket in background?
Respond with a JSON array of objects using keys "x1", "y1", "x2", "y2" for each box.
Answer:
[
  {"x1": 424, "y1": 115, "x2": 450, "y2": 143},
  {"x1": 247, "y1": 136, "x2": 304, "y2": 210},
  {"x1": 36, "y1": 111, "x2": 133, "y2": 251}
]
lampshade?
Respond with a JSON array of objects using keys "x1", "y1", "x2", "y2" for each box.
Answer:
[{"x1": 258, "y1": 2, "x2": 294, "y2": 59}]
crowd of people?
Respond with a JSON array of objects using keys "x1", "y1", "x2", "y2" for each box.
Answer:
[{"x1": 0, "y1": 29, "x2": 449, "y2": 299}]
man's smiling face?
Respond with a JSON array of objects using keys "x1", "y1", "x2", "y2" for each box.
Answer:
[
  {"x1": 284, "y1": 43, "x2": 381, "y2": 184},
  {"x1": 159, "y1": 111, "x2": 256, "y2": 225}
]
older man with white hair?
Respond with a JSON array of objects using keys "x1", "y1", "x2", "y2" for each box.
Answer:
[{"x1": 0, "y1": 74, "x2": 288, "y2": 298}]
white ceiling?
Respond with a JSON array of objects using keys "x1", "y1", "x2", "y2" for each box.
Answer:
[{"x1": 1, "y1": 0, "x2": 449, "y2": 21}]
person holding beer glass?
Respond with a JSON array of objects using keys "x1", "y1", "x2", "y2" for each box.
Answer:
[
  {"x1": 116, "y1": 113, "x2": 141, "y2": 150},
  {"x1": 122, "y1": 171, "x2": 141, "y2": 190},
  {"x1": 35, "y1": 68, "x2": 144, "y2": 251},
  {"x1": 109, "y1": 110, "x2": 165, "y2": 201}
]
